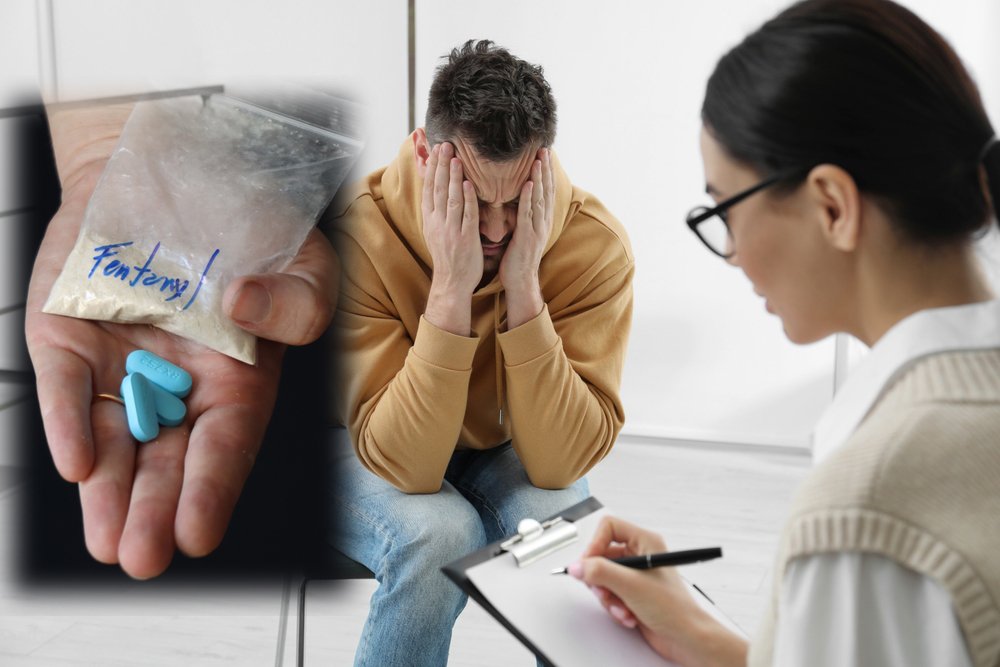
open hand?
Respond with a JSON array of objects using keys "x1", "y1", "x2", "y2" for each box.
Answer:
[{"x1": 25, "y1": 102, "x2": 337, "y2": 579}]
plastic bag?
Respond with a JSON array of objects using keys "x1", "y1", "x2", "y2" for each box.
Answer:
[{"x1": 43, "y1": 91, "x2": 361, "y2": 364}]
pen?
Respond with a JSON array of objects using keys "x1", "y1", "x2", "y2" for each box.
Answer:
[{"x1": 550, "y1": 547, "x2": 722, "y2": 575}]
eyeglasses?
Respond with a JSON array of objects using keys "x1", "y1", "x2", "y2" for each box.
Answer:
[{"x1": 685, "y1": 167, "x2": 809, "y2": 259}]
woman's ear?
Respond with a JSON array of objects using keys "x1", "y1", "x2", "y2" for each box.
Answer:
[
  {"x1": 806, "y1": 164, "x2": 862, "y2": 253},
  {"x1": 413, "y1": 128, "x2": 431, "y2": 178}
]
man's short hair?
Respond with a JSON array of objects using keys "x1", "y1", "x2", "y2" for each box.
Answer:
[{"x1": 425, "y1": 40, "x2": 557, "y2": 162}]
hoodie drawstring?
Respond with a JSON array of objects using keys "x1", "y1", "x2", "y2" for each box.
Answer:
[{"x1": 494, "y1": 291, "x2": 505, "y2": 425}]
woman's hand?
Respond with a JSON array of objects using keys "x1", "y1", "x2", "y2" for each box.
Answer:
[{"x1": 568, "y1": 516, "x2": 748, "y2": 667}]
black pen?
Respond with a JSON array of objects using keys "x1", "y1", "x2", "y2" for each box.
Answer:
[{"x1": 550, "y1": 547, "x2": 722, "y2": 575}]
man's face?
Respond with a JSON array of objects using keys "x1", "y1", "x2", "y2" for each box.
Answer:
[{"x1": 450, "y1": 137, "x2": 540, "y2": 283}]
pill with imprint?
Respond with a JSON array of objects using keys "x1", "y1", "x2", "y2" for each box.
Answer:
[{"x1": 126, "y1": 349, "x2": 193, "y2": 397}]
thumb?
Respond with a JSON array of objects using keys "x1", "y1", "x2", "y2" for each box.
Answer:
[{"x1": 223, "y1": 229, "x2": 338, "y2": 346}]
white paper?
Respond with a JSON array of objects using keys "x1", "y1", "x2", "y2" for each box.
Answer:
[{"x1": 466, "y1": 508, "x2": 745, "y2": 666}]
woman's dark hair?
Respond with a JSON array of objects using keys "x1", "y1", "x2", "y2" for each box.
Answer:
[
  {"x1": 703, "y1": 0, "x2": 999, "y2": 244},
  {"x1": 426, "y1": 40, "x2": 557, "y2": 162}
]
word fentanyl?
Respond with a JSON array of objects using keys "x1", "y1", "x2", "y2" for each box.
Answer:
[
  {"x1": 89, "y1": 241, "x2": 220, "y2": 310},
  {"x1": 43, "y1": 232, "x2": 256, "y2": 364}
]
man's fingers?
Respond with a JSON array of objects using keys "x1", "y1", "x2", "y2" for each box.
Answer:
[
  {"x1": 542, "y1": 148, "x2": 556, "y2": 223},
  {"x1": 446, "y1": 156, "x2": 465, "y2": 224},
  {"x1": 117, "y1": 434, "x2": 187, "y2": 579},
  {"x1": 433, "y1": 142, "x2": 453, "y2": 216},
  {"x1": 173, "y1": 402, "x2": 269, "y2": 557},
  {"x1": 32, "y1": 345, "x2": 95, "y2": 482},
  {"x1": 516, "y1": 180, "x2": 535, "y2": 232},
  {"x1": 421, "y1": 143, "x2": 439, "y2": 218},
  {"x1": 531, "y1": 159, "x2": 545, "y2": 232},
  {"x1": 78, "y1": 401, "x2": 136, "y2": 564},
  {"x1": 462, "y1": 180, "x2": 479, "y2": 234},
  {"x1": 224, "y1": 229, "x2": 337, "y2": 346}
]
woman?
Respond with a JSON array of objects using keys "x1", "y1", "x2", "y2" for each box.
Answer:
[{"x1": 568, "y1": 1, "x2": 1000, "y2": 665}]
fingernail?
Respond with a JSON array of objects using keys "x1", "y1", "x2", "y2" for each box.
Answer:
[
  {"x1": 610, "y1": 605, "x2": 635, "y2": 627},
  {"x1": 567, "y1": 561, "x2": 583, "y2": 579},
  {"x1": 230, "y1": 281, "x2": 271, "y2": 324}
]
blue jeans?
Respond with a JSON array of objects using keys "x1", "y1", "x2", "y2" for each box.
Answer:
[{"x1": 327, "y1": 428, "x2": 589, "y2": 667}]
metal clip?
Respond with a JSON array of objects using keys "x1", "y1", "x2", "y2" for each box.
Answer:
[{"x1": 499, "y1": 516, "x2": 578, "y2": 568}]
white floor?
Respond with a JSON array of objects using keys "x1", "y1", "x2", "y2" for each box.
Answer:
[{"x1": 0, "y1": 436, "x2": 811, "y2": 666}]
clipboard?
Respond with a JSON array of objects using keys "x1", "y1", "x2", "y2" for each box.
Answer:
[{"x1": 442, "y1": 497, "x2": 744, "y2": 667}]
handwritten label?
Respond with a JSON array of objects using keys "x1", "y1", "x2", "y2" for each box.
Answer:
[{"x1": 88, "y1": 241, "x2": 221, "y2": 311}]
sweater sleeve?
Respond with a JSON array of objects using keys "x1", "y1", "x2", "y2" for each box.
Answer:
[
  {"x1": 334, "y1": 232, "x2": 478, "y2": 494},
  {"x1": 497, "y1": 258, "x2": 633, "y2": 488},
  {"x1": 775, "y1": 553, "x2": 973, "y2": 666}
]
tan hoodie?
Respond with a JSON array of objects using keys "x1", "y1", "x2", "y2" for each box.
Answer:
[{"x1": 331, "y1": 138, "x2": 634, "y2": 493}]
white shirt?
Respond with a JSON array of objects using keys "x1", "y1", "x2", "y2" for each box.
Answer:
[{"x1": 773, "y1": 300, "x2": 1000, "y2": 667}]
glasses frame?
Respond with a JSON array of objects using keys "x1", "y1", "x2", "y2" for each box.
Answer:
[{"x1": 686, "y1": 166, "x2": 811, "y2": 259}]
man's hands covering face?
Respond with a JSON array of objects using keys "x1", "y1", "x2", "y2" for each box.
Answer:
[
  {"x1": 420, "y1": 142, "x2": 553, "y2": 334},
  {"x1": 420, "y1": 142, "x2": 482, "y2": 298},
  {"x1": 499, "y1": 148, "x2": 555, "y2": 295}
]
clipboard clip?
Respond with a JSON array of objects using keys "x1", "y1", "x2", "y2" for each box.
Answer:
[{"x1": 499, "y1": 516, "x2": 579, "y2": 568}]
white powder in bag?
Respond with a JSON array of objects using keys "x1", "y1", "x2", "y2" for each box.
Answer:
[{"x1": 44, "y1": 232, "x2": 256, "y2": 364}]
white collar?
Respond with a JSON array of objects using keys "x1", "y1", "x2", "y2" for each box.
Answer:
[{"x1": 812, "y1": 299, "x2": 1000, "y2": 464}]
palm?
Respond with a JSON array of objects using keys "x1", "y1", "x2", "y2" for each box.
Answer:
[{"x1": 25, "y1": 113, "x2": 287, "y2": 578}]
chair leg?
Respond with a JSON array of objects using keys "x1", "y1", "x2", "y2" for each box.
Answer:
[
  {"x1": 274, "y1": 573, "x2": 294, "y2": 667},
  {"x1": 297, "y1": 577, "x2": 310, "y2": 667}
]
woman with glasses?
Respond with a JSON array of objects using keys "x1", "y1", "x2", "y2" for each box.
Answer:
[{"x1": 567, "y1": 1, "x2": 1000, "y2": 665}]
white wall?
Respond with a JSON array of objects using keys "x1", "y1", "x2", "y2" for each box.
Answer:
[
  {"x1": 415, "y1": 0, "x2": 832, "y2": 448},
  {"x1": 44, "y1": 0, "x2": 409, "y2": 176},
  {"x1": 9, "y1": 0, "x2": 1000, "y2": 452},
  {"x1": 829, "y1": 0, "x2": 1000, "y2": 384},
  {"x1": 412, "y1": 0, "x2": 1000, "y2": 449}
]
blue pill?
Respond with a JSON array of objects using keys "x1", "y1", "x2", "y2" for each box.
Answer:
[
  {"x1": 121, "y1": 373, "x2": 160, "y2": 443},
  {"x1": 126, "y1": 350, "x2": 192, "y2": 398},
  {"x1": 149, "y1": 381, "x2": 187, "y2": 427}
]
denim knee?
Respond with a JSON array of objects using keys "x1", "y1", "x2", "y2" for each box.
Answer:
[{"x1": 388, "y1": 493, "x2": 488, "y2": 568}]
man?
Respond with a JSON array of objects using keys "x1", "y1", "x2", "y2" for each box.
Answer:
[{"x1": 330, "y1": 40, "x2": 633, "y2": 664}]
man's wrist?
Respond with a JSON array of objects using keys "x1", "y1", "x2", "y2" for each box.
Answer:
[
  {"x1": 425, "y1": 279, "x2": 474, "y2": 336},
  {"x1": 504, "y1": 275, "x2": 544, "y2": 330}
]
